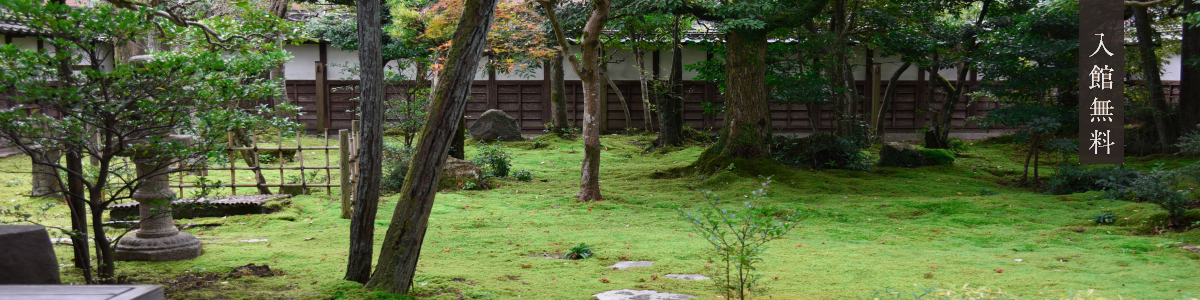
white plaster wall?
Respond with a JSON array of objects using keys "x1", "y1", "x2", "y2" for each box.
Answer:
[
  {"x1": 1162, "y1": 53, "x2": 1181, "y2": 81},
  {"x1": 326, "y1": 48, "x2": 360, "y2": 80},
  {"x1": 283, "y1": 44, "x2": 319, "y2": 80},
  {"x1": 10, "y1": 36, "x2": 39, "y2": 51}
]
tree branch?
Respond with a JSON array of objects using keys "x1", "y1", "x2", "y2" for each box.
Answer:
[{"x1": 1126, "y1": 0, "x2": 1172, "y2": 7}]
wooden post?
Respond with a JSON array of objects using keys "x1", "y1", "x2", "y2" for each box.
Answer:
[
  {"x1": 488, "y1": 66, "x2": 498, "y2": 110},
  {"x1": 338, "y1": 130, "x2": 351, "y2": 219},
  {"x1": 227, "y1": 131, "x2": 237, "y2": 196},
  {"x1": 324, "y1": 129, "x2": 332, "y2": 195},
  {"x1": 316, "y1": 61, "x2": 328, "y2": 131},
  {"x1": 350, "y1": 120, "x2": 359, "y2": 198}
]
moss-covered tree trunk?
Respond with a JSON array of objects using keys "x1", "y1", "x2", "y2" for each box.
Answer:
[
  {"x1": 709, "y1": 30, "x2": 771, "y2": 159},
  {"x1": 344, "y1": 0, "x2": 386, "y2": 283},
  {"x1": 656, "y1": 17, "x2": 684, "y2": 147},
  {"x1": 364, "y1": 0, "x2": 497, "y2": 293}
]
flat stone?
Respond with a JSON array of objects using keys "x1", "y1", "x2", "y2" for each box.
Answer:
[
  {"x1": 663, "y1": 274, "x2": 710, "y2": 280},
  {"x1": 607, "y1": 261, "x2": 653, "y2": 269},
  {"x1": 240, "y1": 239, "x2": 268, "y2": 243},
  {"x1": 594, "y1": 289, "x2": 695, "y2": 300},
  {"x1": 523, "y1": 254, "x2": 565, "y2": 259},
  {"x1": 0, "y1": 285, "x2": 164, "y2": 300}
]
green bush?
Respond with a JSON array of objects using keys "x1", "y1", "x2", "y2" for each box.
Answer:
[
  {"x1": 381, "y1": 142, "x2": 414, "y2": 193},
  {"x1": 565, "y1": 243, "x2": 594, "y2": 260},
  {"x1": 772, "y1": 133, "x2": 872, "y2": 171},
  {"x1": 1175, "y1": 131, "x2": 1200, "y2": 156},
  {"x1": 878, "y1": 145, "x2": 954, "y2": 168},
  {"x1": 512, "y1": 170, "x2": 532, "y2": 182},
  {"x1": 471, "y1": 143, "x2": 512, "y2": 178},
  {"x1": 1046, "y1": 164, "x2": 1141, "y2": 195}
]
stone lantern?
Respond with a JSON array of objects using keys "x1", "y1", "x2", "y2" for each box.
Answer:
[{"x1": 112, "y1": 134, "x2": 202, "y2": 261}]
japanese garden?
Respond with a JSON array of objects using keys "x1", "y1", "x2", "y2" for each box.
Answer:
[{"x1": 0, "y1": 0, "x2": 1199, "y2": 299}]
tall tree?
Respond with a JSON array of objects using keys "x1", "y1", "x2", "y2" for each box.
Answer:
[
  {"x1": 540, "y1": 0, "x2": 612, "y2": 201},
  {"x1": 1132, "y1": 3, "x2": 1173, "y2": 150},
  {"x1": 687, "y1": 0, "x2": 830, "y2": 161},
  {"x1": 1181, "y1": 0, "x2": 1200, "y2": 134},
  {"x1": 344, "y1": 0, "x2": 386, "y2": 283},
  {"x1": 365, "y1": 0, "x2": 498, "y2": 292}
]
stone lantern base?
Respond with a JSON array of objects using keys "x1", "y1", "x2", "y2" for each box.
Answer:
[{"x1": 114, "y1": 232, "x2": 202, "y2": 261}]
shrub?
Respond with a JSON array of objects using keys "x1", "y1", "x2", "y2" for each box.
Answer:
[
  {"x1": 772, "y1": 133, "x2": 872, "y2": 171},
  {"x1": 471, "y1": 143, "x2": 511, "y2": 178},
  {"x1": 1046, "y1": 164, "x2": 1141, "y2": 195},
  {"x1": 512, "y1": 170, "x2": 532, "y2": 182},
  {"x1": 1127, "y1": 170, "x2": 1194, "y2": 228},
  {"x1": 920, "y1": 149, "x2": 955, "y2": 165},
  {"x1": 678, "y1": 178, "x2": 803, "y2": 299},
  {"x1": 565, "y1": 243, "x2": 593, "y2": 260},
  {"x1": 381, "y1": 142, "x2": 414, "y2": 193},
  {"x1": 1176, "y1": 131, "x2": 1200, "y2": 156},
  {"x1": 1093, "y1": 212, "x2": 1116, "y2": 225},
  {"x1": 878, "y1": 144, "x2": 953, "y2": 168},
  {"x1": 947, "y1": 137, "x2": 969, "y2": 155}
]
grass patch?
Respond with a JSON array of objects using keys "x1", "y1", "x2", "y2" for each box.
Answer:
[{"x1": 0, "y1": 134, "x2": 1197, "y2": 299}]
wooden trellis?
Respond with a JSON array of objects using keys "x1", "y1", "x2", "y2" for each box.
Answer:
[{"x1": 171, "y1": 121, "x2": 360, "y2": 219}]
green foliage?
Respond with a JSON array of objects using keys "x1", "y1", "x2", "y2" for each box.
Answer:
[
  {"x1": 471, "y1": 143, "x2": 512, "y2": 178},
  {"x1": 1174, "y1": 131, "x2": 1200, "y2": 156},
  {"x1": 382, "y1": 142, "x2": 415, "y2": 193},
  {"x1": 1093, "y1": 212, "x2": 1116, "y2": 225},
  {"x1": 947, "y1": 138, "x2": 969, "y2": 155},
  {"x1": 189, "y1": 177, "x2": 224, "y2": 199},
  {"x1": 678, "y1": 178, "x2": 802, "y2": 300},
  {"x1": 565, "y1": 243, "x2": 594, "y2": 260},
  {"x1": 1046, "y1": 164, "x2": 1141, "y2": 196},
  {"x1": 512, "y1": 170, "x2": 533, "y2": 182},
  {"x1": 977, "y1": 188, "x2": 999, "y2": 196},
  {"x1": 384, "y1": 88, "x2": 431, "y2": 147},
  {"x1": 772, "y1": 133, "x2": 872, "y2": 171},
  {"x1": 1126, "y1": 169, "x2": 1197, "y2": 229}
]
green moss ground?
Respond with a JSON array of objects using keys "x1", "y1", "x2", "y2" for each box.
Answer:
[{"x1": 1, "y1": 134, "x2": 1198, "y2": 299}]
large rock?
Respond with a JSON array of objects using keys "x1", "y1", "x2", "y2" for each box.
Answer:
[
  {"x1": 437, "y1": 157, "x2": 489, "y2": 191},
  {"x1": 0, "y1": 225, "x2": 61, "y2": 284},
  {"x1": 468, "y1": 109, "x2": 524, "y2": 142},
  {"x1": 30, "y1": 147, "x2": 63, "y2": 199},
  {"x1": 878, "y1": 142, "x2": 954, "y2": 168}
]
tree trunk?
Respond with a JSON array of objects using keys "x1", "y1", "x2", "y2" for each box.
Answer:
[
  {"x1": 1133, "y1": 6, "x2": 1172, "y2": 150},
  {"x1": 344, "y1": 0, "x2": 386, "y2": 283},
  {"x1": 269, "y1": 0, "x2": 290, "y2": 118},
  {"x1": 231, "y1": 129, "x2": 273, "y2": 195},
  {"x1": 1180, "y1": 0, "x2": 1200, "y2": 134},
  {"x1": 451, "y1": 117, "x2": 465, "y2": 159},
  {"x1": 875, "y1": 62, "x2": 912, "y2": 142},
  {"x1": 712, "y1": 30, "x2": 771, "y2": 158},
  {"x1": 924, "y1": 64, "x2": 968, "y2": 149},
  {"x1": 65, "y1": 149, "x2": 91, "y2": 282},
  {"x1": 89, "y1": 188, "x2": 114, "y2": 283},
  {"x1": 364, "y1": 0, "x2": 497, "y2": 293},
  {"x1": 550, "y1": 51, "x2": 569, "y2": 131},
  {"x1": 635, "y1": 47, "x2": 652, "y2": 132},
  {"x1": 540, "y1": 0, "x2": 611, "y2": 201},
  {"x1": 656, "y1": 16, "x2": 684, "y2": 147},
  {"x1": 603, "y1": 69, "x2": 632, "y2": 130}
]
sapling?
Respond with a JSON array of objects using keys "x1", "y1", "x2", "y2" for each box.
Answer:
[{"x1": 678, "y1": 177, "x2": 803, "y2": 300}]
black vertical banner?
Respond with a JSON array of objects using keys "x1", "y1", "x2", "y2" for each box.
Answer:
[{"x1": 1079, "y1": 0, "x2": 1124, "y2": 164}]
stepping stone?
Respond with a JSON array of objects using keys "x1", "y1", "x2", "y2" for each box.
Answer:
[
  {"x1": 664, "y1": 274, "x2": 710, "y2": 280},
  {"x1": 594, "y1": 289, "x2": 695, "y2": 300},
  {"x1": 240, "y1": 239, "x2": 268, "y2": 243},
  {"x1": 607, "y1": 261, "x2": 653, "y2": 269}
]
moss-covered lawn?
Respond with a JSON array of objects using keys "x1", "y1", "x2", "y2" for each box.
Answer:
[{"x1": 1, "y1": 134, "x2": 1198, "y2": 299}]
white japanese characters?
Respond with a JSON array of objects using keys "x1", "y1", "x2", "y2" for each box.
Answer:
[{"x1": 1089, "y1": 130, "x2": 1115, "y2": 155}]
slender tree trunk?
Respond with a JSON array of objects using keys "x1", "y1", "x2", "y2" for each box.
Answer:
[
  {"x1": 540, "y1": 0, "x2": 611, "y2": 201},
  {"x1": 365, "y1": 0, "x2": 497, "y2": 292},
  {"x1": 550, "y1": 51, "x2": 568, "y2": 131},
  {"x1": 656, "y1": 16, "x2": 684, "y2": 147},
  {"x1": 1133, "y1": 6, "x2": 1173, "y2": 150},
  {"x1": 635, "y1": 47, "x2": 652, "y2": 132},
  {"x1": 603, "y1": 69, "x2": 632, "y2": 130},
  {"x1": 1180, "y1": 0, "x2": 1200, "y2": 134},
  {"x1": 231, "y1": 129, "x2": 273, "y2": 194},
  {"x1": 711, "y1": 30, "x2": 771, "y2": 158},
  {"x1": 344, "y1": 0, "x2": 385, "y2": 283},
  {"x1": 65, "y1": 149, "x2": 91, "y2": 282},
  {"x1": 924, "y1": 64, "x2": 969, "y2": 149},
  {"x1": 875, "y1": 62, "x2": 911, "y2": 142},
  {"x1": 89, "y1": 189, "x2": 114, "y2": 283},
  {"x1": 269, "y1": 0, "x2": 290, "y2": 118}
]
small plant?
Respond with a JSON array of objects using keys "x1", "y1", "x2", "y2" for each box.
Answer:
[
  {"x1": 189, "y1": 177, "x2": 223, "y2": 199},
  {"x1": 530, "y1": 139, "x2": 546, "y2": 150},
  {"x1": 1093, "y1": 212, "x2": 1116, "y2": 225},
  {"x1": 947, "y1": 137, "x2": 969, "y2": 155},
  {"x1": 1, "y1": 177, "x2": 22, "y2": 187},
  {"x1": 678, "y1": 177, "x2": 802, "y2": 300},
  {"x1": 565, "y1": 243, "x2": 594, "y2": 260},
  {"x1": 461, "y1": 181, "x2": 478, "y2": 190},
  {"x1": 1176, "y1": 131, "x2": 1200, "y2": 156},
  {"x1": 381, "y1": 142, "x2": 415, "y2": 193},
  {"x1": 977, "y1": 188, "x2": 999, "y2": 196},
  {"x1": 472, "y1": 143, "x2": 512, "y2": 178},
  {"x1": 512, "y1": 170, "x2": 533, "y2": 182}
]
